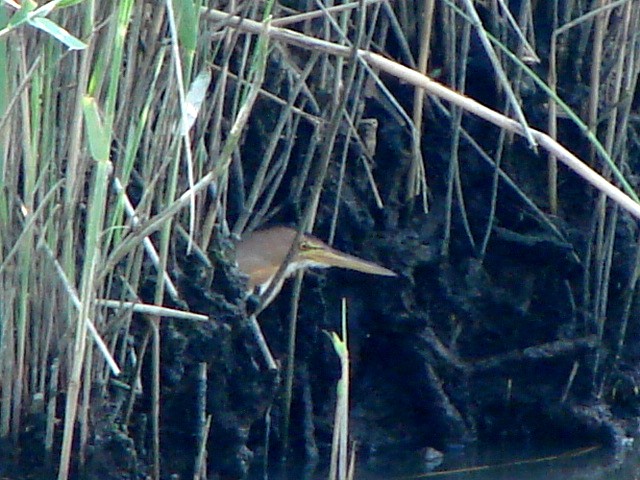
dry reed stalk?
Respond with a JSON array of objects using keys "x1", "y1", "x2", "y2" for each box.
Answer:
[
  {"x1": 232, "y1": 50, "x2": 319, "y2": 236},
  {"x1": 149, "y1": 2, "x2": 193, "y2": 467},
  {"x1": 150, "y1": 319, "x2": 161, "y2": 480},
  {"x1": 0, "y1": 282, "x2": 15, "y2": 439},
  {"x1": 199, "y1": 25, "x2": 237, "y2": 251},
  {"x1": 281, "y1": 271, "x2": 304, "y2": 457},
  {"x1": 328, "y1": 2, "x2": 386, "y2": 242},
  {"x1": 588, "y1": 1, "x2": 639, "y2": 393},
  {"x1": 192, "y1": 362, "x2": 208, "y2": 480},
  {"x1": 200, "y1": 8, "x2": 640, "y2": 220},
  {"x1": 409, "y1": 0, "x2": 434, "y2": 207},
  {"x1": 548, "y1": 0, "x2": 560, "y2": 214},
  {"x1": 612, "y1": 4, "x2": 640, "y2": 364},
  {"x1": 45, "y1": 359, "x2": 59, "y2": 468},
  {"x1": 193, "y1": 416, "x2": 212, "y2": 480},
  {"x1": 57, "y1": 0, "x2": 135, "y2": 475},
  {"x1": 13, "y1": 33, "x2": 35, "y2": 446},
  {"x1": 277, "y1": 3, "x2": 374, "y2": 451},
  {"x1": 246, "y1": 107, "x2": 304, "y2": 233},
  {"x1": 586, "y1": 1, "x2": 609, "y2": 164},
  {"x1": 459, "y1": 0, "x2": 537, "y2": 149},
  {"x1": 78, "y1": 347, "x2": 94, "y2": 468}
]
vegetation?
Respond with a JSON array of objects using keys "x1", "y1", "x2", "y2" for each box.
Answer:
[{"x1": 1, "y1": 0, "x2": 640, "y2": 478}]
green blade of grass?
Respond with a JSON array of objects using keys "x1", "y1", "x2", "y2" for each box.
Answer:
[
  {"x1": 6, "y1": 0, "x2": 37, "y2": 28},
  {"x1": 82, "y1": 96, "x2": 109, "y2": 161},
  {"x1": 29, "y1": 17, "x2": 87, "y2": 50}
]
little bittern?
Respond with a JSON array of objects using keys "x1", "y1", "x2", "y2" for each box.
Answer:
[{"x1": 236, "y1": 226, "x2": 396, "y2": 307}]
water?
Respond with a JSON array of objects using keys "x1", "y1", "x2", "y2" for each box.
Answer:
[
  {"x1": 252, "y1": 441, "x2": 639, "y2": 480},
  {"x1": 368, "y1": 444, "x2": 625, "y2": 480}
]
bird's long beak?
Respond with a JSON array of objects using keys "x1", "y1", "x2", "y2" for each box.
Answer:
[{"x1": 307, "y1": 247, "x2": 397, "y2": 277}]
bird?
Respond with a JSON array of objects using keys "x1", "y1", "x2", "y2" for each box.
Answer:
[{"x1": 235, "y1": 226, "x2": 396, "y2": 308}]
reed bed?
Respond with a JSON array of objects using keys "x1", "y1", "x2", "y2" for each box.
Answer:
[{"x1": 1, "y1": 0, "x2": 640, "y2": 478}]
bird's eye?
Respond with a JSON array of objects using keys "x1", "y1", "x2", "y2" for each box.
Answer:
[{"x1": 300, "y1": 241, "x2": 312, "y2": 250}]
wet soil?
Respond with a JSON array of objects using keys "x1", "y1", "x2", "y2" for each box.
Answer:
[{"x1": 84, "y1": 130, "x2": 639, "y2": 479}]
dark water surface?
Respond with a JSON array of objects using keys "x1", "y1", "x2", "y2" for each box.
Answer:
[{"x1": 251, "y1": 442, "x2": 639, "y2": 480}]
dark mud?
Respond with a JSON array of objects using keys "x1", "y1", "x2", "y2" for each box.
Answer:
[{"x1": 109, "y1": 149, "x2": 639, "y2": 478}]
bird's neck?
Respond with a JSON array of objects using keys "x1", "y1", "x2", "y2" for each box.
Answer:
[{"x1": 256, "y1": 259, "x2": 330, "y2": 295}]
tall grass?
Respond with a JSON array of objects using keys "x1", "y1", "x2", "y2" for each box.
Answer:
[{"x1": 1, "y1": 1, "x2": 640, "y2": 478}]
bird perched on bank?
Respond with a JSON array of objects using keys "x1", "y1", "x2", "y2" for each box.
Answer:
[{"x1": 236, "y1": 226, "x2": 396, "y2": 308}]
